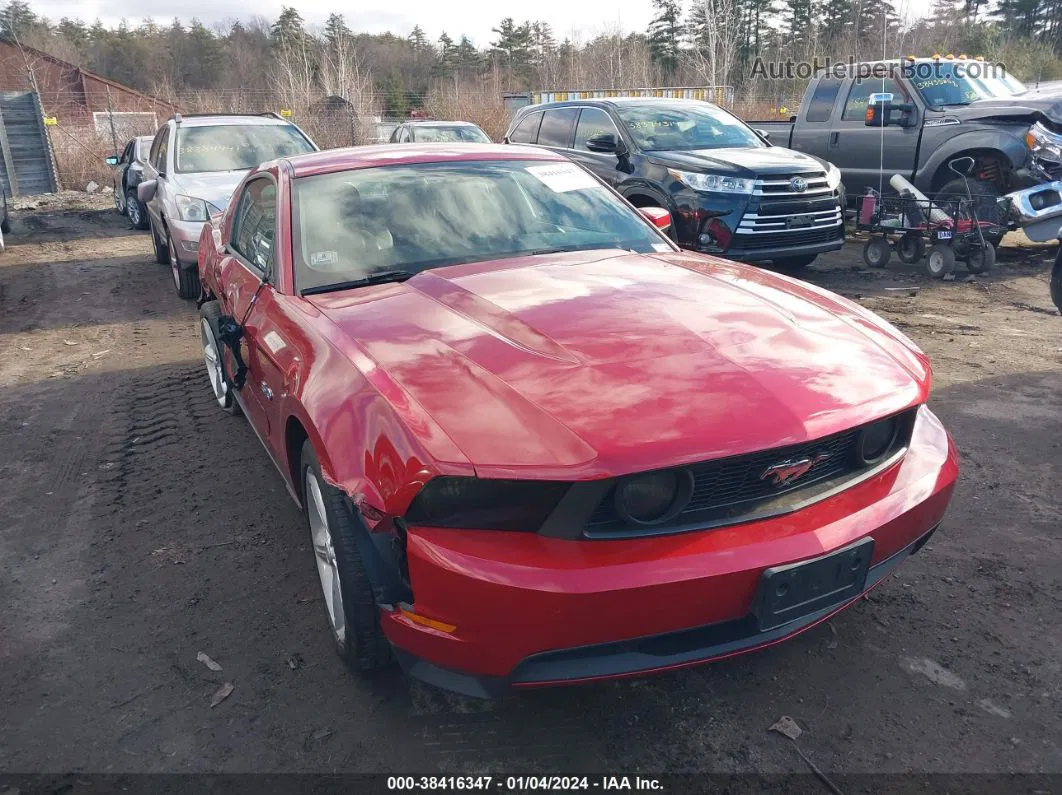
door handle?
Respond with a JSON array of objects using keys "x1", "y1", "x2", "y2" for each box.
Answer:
[
  {"x1": 829, "y1": 131, "x2": 840, "y2": 146},
  {"x1": 259, "y1": 381, "x2": 274, "y2": 401}
]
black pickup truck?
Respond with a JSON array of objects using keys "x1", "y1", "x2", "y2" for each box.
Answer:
[{"x1": 752, "y1": 58, "x2": 1062, "y2": 240}]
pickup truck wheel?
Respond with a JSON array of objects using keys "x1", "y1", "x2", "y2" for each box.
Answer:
[
  {"x1": 896, "y1": 233, "x2": 925, "y2": 264},
  {"x1": 199, "y1": 301, "x2": 240, "y2": 415},
  {"x1": 926, "y1": 243, "x2": 956, "y2": 278},
  {"x1": 935, "y1": 178, "x2": 1005, "y2": 246},
  {"x1": 150, "y1": 220, "x2": 170, "y2": 265},
  {"x1": 965, "y1": 243, "x2": 995, "y2": 274},
  {"x1": 862, "y1": 237, "x2": 891, "y2": 268},
  {"x1": 772, "y1": 255, "x2": 817, "y2": 271},
  {"x1": 301, "y1": 440, "x2": 392, "y2": 671},
  {"x1": 126, "y1": 189, "x2": 149, "y2": 230},
  {"x1": 1051, "y1": 249, "x2": 1062, "y2": 313}
]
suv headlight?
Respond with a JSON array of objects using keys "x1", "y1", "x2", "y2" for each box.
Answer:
[
  {"x1": 1026, "y1": 122, "x2": 1062, "y2": 162},
  {"x1": 175, "y1": 194, "x2": 223, "y2": 222},
  {"x1": 825, "y1": 163, "x2": 843, "y2": 190},
  {"x1": 668, "y1": 169, "x2": 754, "y2": 195}
]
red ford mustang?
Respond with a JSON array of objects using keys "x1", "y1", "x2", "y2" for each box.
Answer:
[{"x1": 197, "y1": 143, "x2": 958, "y2": 698}]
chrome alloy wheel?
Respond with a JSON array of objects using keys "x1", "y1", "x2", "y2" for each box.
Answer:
[
  {"x1": 306, "y1": 471, "x2": 346, "y2": 644},
  {"x1": 200, "y1": 318, "x2": 229, "y2": 408}
]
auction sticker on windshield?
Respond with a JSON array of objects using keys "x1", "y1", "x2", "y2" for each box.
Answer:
[{"x1": 526, "y1": 163, "x2": 600, "y2": 192}]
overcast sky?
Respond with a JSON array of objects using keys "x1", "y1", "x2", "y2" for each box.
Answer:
[{"x1": 30, "y1": 0, "x2": 652, "y2": 49}]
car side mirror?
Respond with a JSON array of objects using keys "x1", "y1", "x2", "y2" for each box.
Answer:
[
  {"x1": 639, "y1": 206, "x2": 671, "y2": 232},
  {"x1": 138, "y1": 179, "x2": 158, "y2": 203},
  {"x1": 586, "y1": 132, "x2": 621, "y2": 154},
  {"x1": 754, "y1": 128, "x2": 771, "y2": 142},
  {"x1": 866, "y1": 95, "x2": 916, "y2": 128},
  {"x1": 106, "y1": 155, "x2": 120, "y2": 166},
  {"x1": 948, "y1": 156, "x2": 976, "y2": 177}
]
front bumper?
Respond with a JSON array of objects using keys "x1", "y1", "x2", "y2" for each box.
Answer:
[
  {"x1": 166, "y1": 218, "x2": 206, "y2": 267},
  {"x1": 670, "y1": 185, "x2": 845, "y2": 263},
  {"x1": 381, "y1": 407, "x2": 959, "y2": 698}
]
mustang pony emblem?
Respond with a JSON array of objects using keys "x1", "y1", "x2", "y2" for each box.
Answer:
[{"x1": 761, "y1": 453, "x2": 831, "y2": 486}]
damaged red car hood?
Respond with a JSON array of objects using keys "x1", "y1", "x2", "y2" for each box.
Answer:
[{"x1": 306, "y1": 250, "x2": 930, "y2": 479}]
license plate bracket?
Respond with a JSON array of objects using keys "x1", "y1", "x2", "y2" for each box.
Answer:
[
  {"x1": 754, "y1": 537, "x2": 874, "y2": 631},
  {"x1": 786, "y1": 215, "x2": 814, "y2": 229}
]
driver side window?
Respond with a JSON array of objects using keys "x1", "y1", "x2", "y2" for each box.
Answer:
[
  {"x1": 574, "y1": 108, "x2": 620, "y2": 151},
  {"x1": 230, "y1": 177, "x2": 278, "y2": 277},
  {"x1": 152, "y1": 128, "x2": 170, "y2": 174}
]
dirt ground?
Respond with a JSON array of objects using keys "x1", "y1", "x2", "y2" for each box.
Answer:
[{"x1": 1, "y1": 197, "x2": 1060, "y2": 786}]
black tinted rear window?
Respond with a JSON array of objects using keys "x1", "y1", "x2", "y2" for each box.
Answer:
[
  {"x1": 537, "y1": 108, "x2": 579, "y2": 147},
  {"x1": 806, "y1": 79, "x2": 842, "y2": 122},
  {"x1": 509, "y1": 112, "x2": 543, "y2": 143}
]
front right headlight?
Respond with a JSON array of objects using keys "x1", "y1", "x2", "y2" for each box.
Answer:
[
  {"x1": 175, "y1": 194, "x2": 223, "y2": 222},
  {"x1": 1026, "y1": 122, "x2": 1062, "y2": 162},
  {"x1": 404, "y1": 477, "x2": 570, "y2": 531},
  {"x1": 668, "y1": 169, "x2": 755, "y2": 195}
]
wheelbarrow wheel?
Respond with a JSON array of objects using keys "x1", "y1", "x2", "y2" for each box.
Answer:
[
  {"x1": 965, "y1": 243, "x2": 995, "y2": 274},
  {"x1": 926, "y1": 243, "x2": 956, "y2": 278},
  {"x1": 897, "y1": 233, "x2": 925, "y2": 264},
  {"x1": 1051, "y1": 248, "x2": 1062, "y2": 314},
  {"x1": 862, "y1": 237, "x2": 891, "y2": 268}
]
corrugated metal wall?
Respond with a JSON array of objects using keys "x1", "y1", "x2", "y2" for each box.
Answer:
[{"x1": 0, "y1": 91, "x2": 58, "y2": 196}]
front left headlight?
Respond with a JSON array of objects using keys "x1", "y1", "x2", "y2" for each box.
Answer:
[
  {"x1": 1026, "y1": 122, "x2": 1062, "y2": 162},
  {"x1": 668, "y1": 169, "x2": 755, "y2": 195},
  {"x1": 175, "y1": 194, "x2": 223, "y2": 223},
  {"x1": 825, "y1": 163, "x2": 843, "y2": 190}
]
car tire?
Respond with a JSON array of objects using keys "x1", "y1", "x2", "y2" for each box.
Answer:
[
  {"x1": 126, "y1": 189, "x2": 149, "y2": 230},
  {"x1": 300, "y1": 440, "x2": 392, "y2": 672},
  {"x1": 0, "y1": 214, "x2": 10, "y2": 234},
  {"x1": 199, "y1": 300, "x2": 240, "y2": 416},
  {"x1": 150, "y1": 220, "x2": 170, "y2": 265},
  {"x1": 896, "y1": 233, "x2": 924, "y2": 264},
  {"x1": 772, "y1": 254, "x2": 817, "y2": 271},
  {"x1": 170, "y1": 236, "x2": 200, "y2": 300},
  {"x1": 935, "y1": 177, "x2": 1005, "y2": 247},
  {"x1": 1051, "y1": 248, "x2": 1062, "y2": 314},
  {"x1": 925, "y1": 243, "x2": 956, "y2": 278},
  {"x1": 862, "y1": 237, "x2": 891, "y2": 268},
  {"x1": 965, "y1": 243, "x2": 995, "y2": 274}
]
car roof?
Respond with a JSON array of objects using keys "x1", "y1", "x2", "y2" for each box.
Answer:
[
  {"x1": 520, "y1": 97, "x2": 716, "y2": 112},
  {"x1": 284, "y1": 143, "x2": 564, "y2": 178},
  {"x1": 406, "y1": 120, "x2": 481, "y2": 127},
  {"x1": 168, "y1": 115, "x2": 297, "y2": 129}
]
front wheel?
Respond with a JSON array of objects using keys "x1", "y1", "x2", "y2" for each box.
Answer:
[
  {"x1": 925, "y1": 243, "x2": 956, "y2": 278},
  {"x1": 199, "y1": 301, "x2": 239, "y2": 415},
  {"x1": 150, "y1": 219, "x2": 170, "y2": 264},
  {"x1": 301, "y1": 440, "x2": 392, "y2": 671},
  {"x1": 170, "y1": 236, "x2": 200, "y2": 300}
]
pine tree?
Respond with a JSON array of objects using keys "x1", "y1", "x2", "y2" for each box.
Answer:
[
  {"x1": 408, "y1": 25, "x2": 429, "y2": 51},
  {"x1": 324, "y1": 13, "x2": 351, "y2": 48},
  {"x1": 270, "y1": 6, "x2": 305, "y2": 48},
  {"x1": 648, "y1": 0, "x2": 682, "y2": 76}
]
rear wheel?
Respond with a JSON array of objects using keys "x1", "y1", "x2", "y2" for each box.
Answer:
[
  {"x1": 896, "y1": 233, "x2": 925, "y2": 264},
  {"x1": 925, "y1": 243, "x2": 956, "y2": 278},
  {"x1": 862, "y1": 237, "x2": 891, "y2": 268},
  {"x1": 126, "y1": 189, "x2": 148, "y2": 230},
  {"x1": 301, "y1": 440, "x2": 392, "y2": 671},
  {"x1": 965, "y1": 244, "x2": 995, "y2": 274}
]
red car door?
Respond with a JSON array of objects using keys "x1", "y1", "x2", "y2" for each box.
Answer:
[{"x1": 219, "y1": 176, "x2": 283, "y2": 449}]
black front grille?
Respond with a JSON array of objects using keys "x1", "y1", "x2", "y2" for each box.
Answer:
[
  {"x1": 730, "y1": 224, "x2": 843, "y2": 251},
  {"x1": 583, "y1": 410, "x2": 915, "y2": 538}
]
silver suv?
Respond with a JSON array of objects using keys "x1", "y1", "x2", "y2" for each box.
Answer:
[{"x1": 139, "y1": 113, "x2": 317, "y2": 298}]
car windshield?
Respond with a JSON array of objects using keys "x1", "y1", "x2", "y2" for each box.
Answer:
[
  {"x1": 175, "y1": 124, "x2": 314, "y2": 173},
  {"x1": 907, "y1": 62, "x2": 1025, "y2": 106},
  {"x1": 615, "y1": 103, "x2": 763, "y2": 151},
  {"x1": 414, "y1": 125, "x2": 491, "y2": 143},
  {"x1": 291, "y1": 159, "x2": 672, "y2": 293}
]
